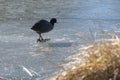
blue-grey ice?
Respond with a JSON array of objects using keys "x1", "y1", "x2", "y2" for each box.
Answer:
[{"x1": 0, "y1": 0, "x2": 120, "y2": 79}]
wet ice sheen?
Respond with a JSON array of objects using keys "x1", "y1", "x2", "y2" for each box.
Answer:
[{"x1": 0, "y1": 0, "x2": 120, "y2": 79}]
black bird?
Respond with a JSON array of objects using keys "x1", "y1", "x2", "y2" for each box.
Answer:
[{"x1": 31, "y1": 18, "x2": 57, "y2": 42}]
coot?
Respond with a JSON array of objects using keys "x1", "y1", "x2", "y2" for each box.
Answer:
[{"x1": 31, "y1": 18, "x2": 57, "y2": 42}]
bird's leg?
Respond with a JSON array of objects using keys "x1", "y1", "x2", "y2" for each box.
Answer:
[
  {"x1": 39, "y1": 34, "x2": 49, "y2": 42},
  {"x1": 37, "y1": 33, "x2": 50, "y2": 42},
  {"x1": 40, "y1": 34, "x2": 43, "y2": 41},
  {"x1": 37, "y1": 34, "x2": 43, "y2": 42}
]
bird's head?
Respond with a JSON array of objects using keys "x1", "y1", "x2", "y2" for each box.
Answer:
[{"x1": 50, "y1": 18, "x2": 57, "y2": 25}]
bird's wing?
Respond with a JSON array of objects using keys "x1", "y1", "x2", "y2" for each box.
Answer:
[{"x1": 31, "y1": 20, "x2": 53, "y2": 33}]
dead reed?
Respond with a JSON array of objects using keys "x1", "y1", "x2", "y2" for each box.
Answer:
[{"x1": 54, "y1": 39, "x2": 120, "y2": 80}]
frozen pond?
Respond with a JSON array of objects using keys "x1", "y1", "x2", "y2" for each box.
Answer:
[{"x1": 0, "y1": 0, "x2": 120, "y2": 79}]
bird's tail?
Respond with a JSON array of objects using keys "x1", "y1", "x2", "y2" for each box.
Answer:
[{"x1": 31, "y1": 27, "x2": 34, "y2": 30}]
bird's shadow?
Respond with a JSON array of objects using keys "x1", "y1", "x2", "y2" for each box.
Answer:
[
  {"x1": 32, "y1": 41, "x2": 73, "y2": 56},
  {"x1": 48, "y1": 41, "x2": 73, "y2": 47}
]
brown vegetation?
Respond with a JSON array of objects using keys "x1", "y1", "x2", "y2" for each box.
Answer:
[{"x1": 54, "y1": 40, "x2": 120, "y2": 80}]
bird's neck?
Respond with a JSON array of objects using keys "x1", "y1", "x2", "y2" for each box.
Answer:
[{"x1": 50, "y1": 21, "x2": 55, "y2": 26}]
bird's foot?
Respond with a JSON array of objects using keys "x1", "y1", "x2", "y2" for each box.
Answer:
[
  {"x1": 37, "y1": 39, "x2": 41, "y2": 42},
  {"x1": 37, "y1": 38, "x2": 50, "y2": 42},
  {"x1": 44, "y1": 38, "x2": 50, "y2": 42}
]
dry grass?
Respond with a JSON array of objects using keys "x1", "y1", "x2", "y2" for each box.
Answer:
[{"x1": 53, "y1": 39, "x2": 120, "y2": 80}]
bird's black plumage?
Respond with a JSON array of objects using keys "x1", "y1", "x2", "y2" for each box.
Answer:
[{"x1": 31, "y1": 18, "x2": 57, "y2": 42}]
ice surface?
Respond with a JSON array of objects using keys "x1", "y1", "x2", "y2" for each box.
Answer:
[{"x1": 0, "y1": 0, "x2": 120, "y2": 79}]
